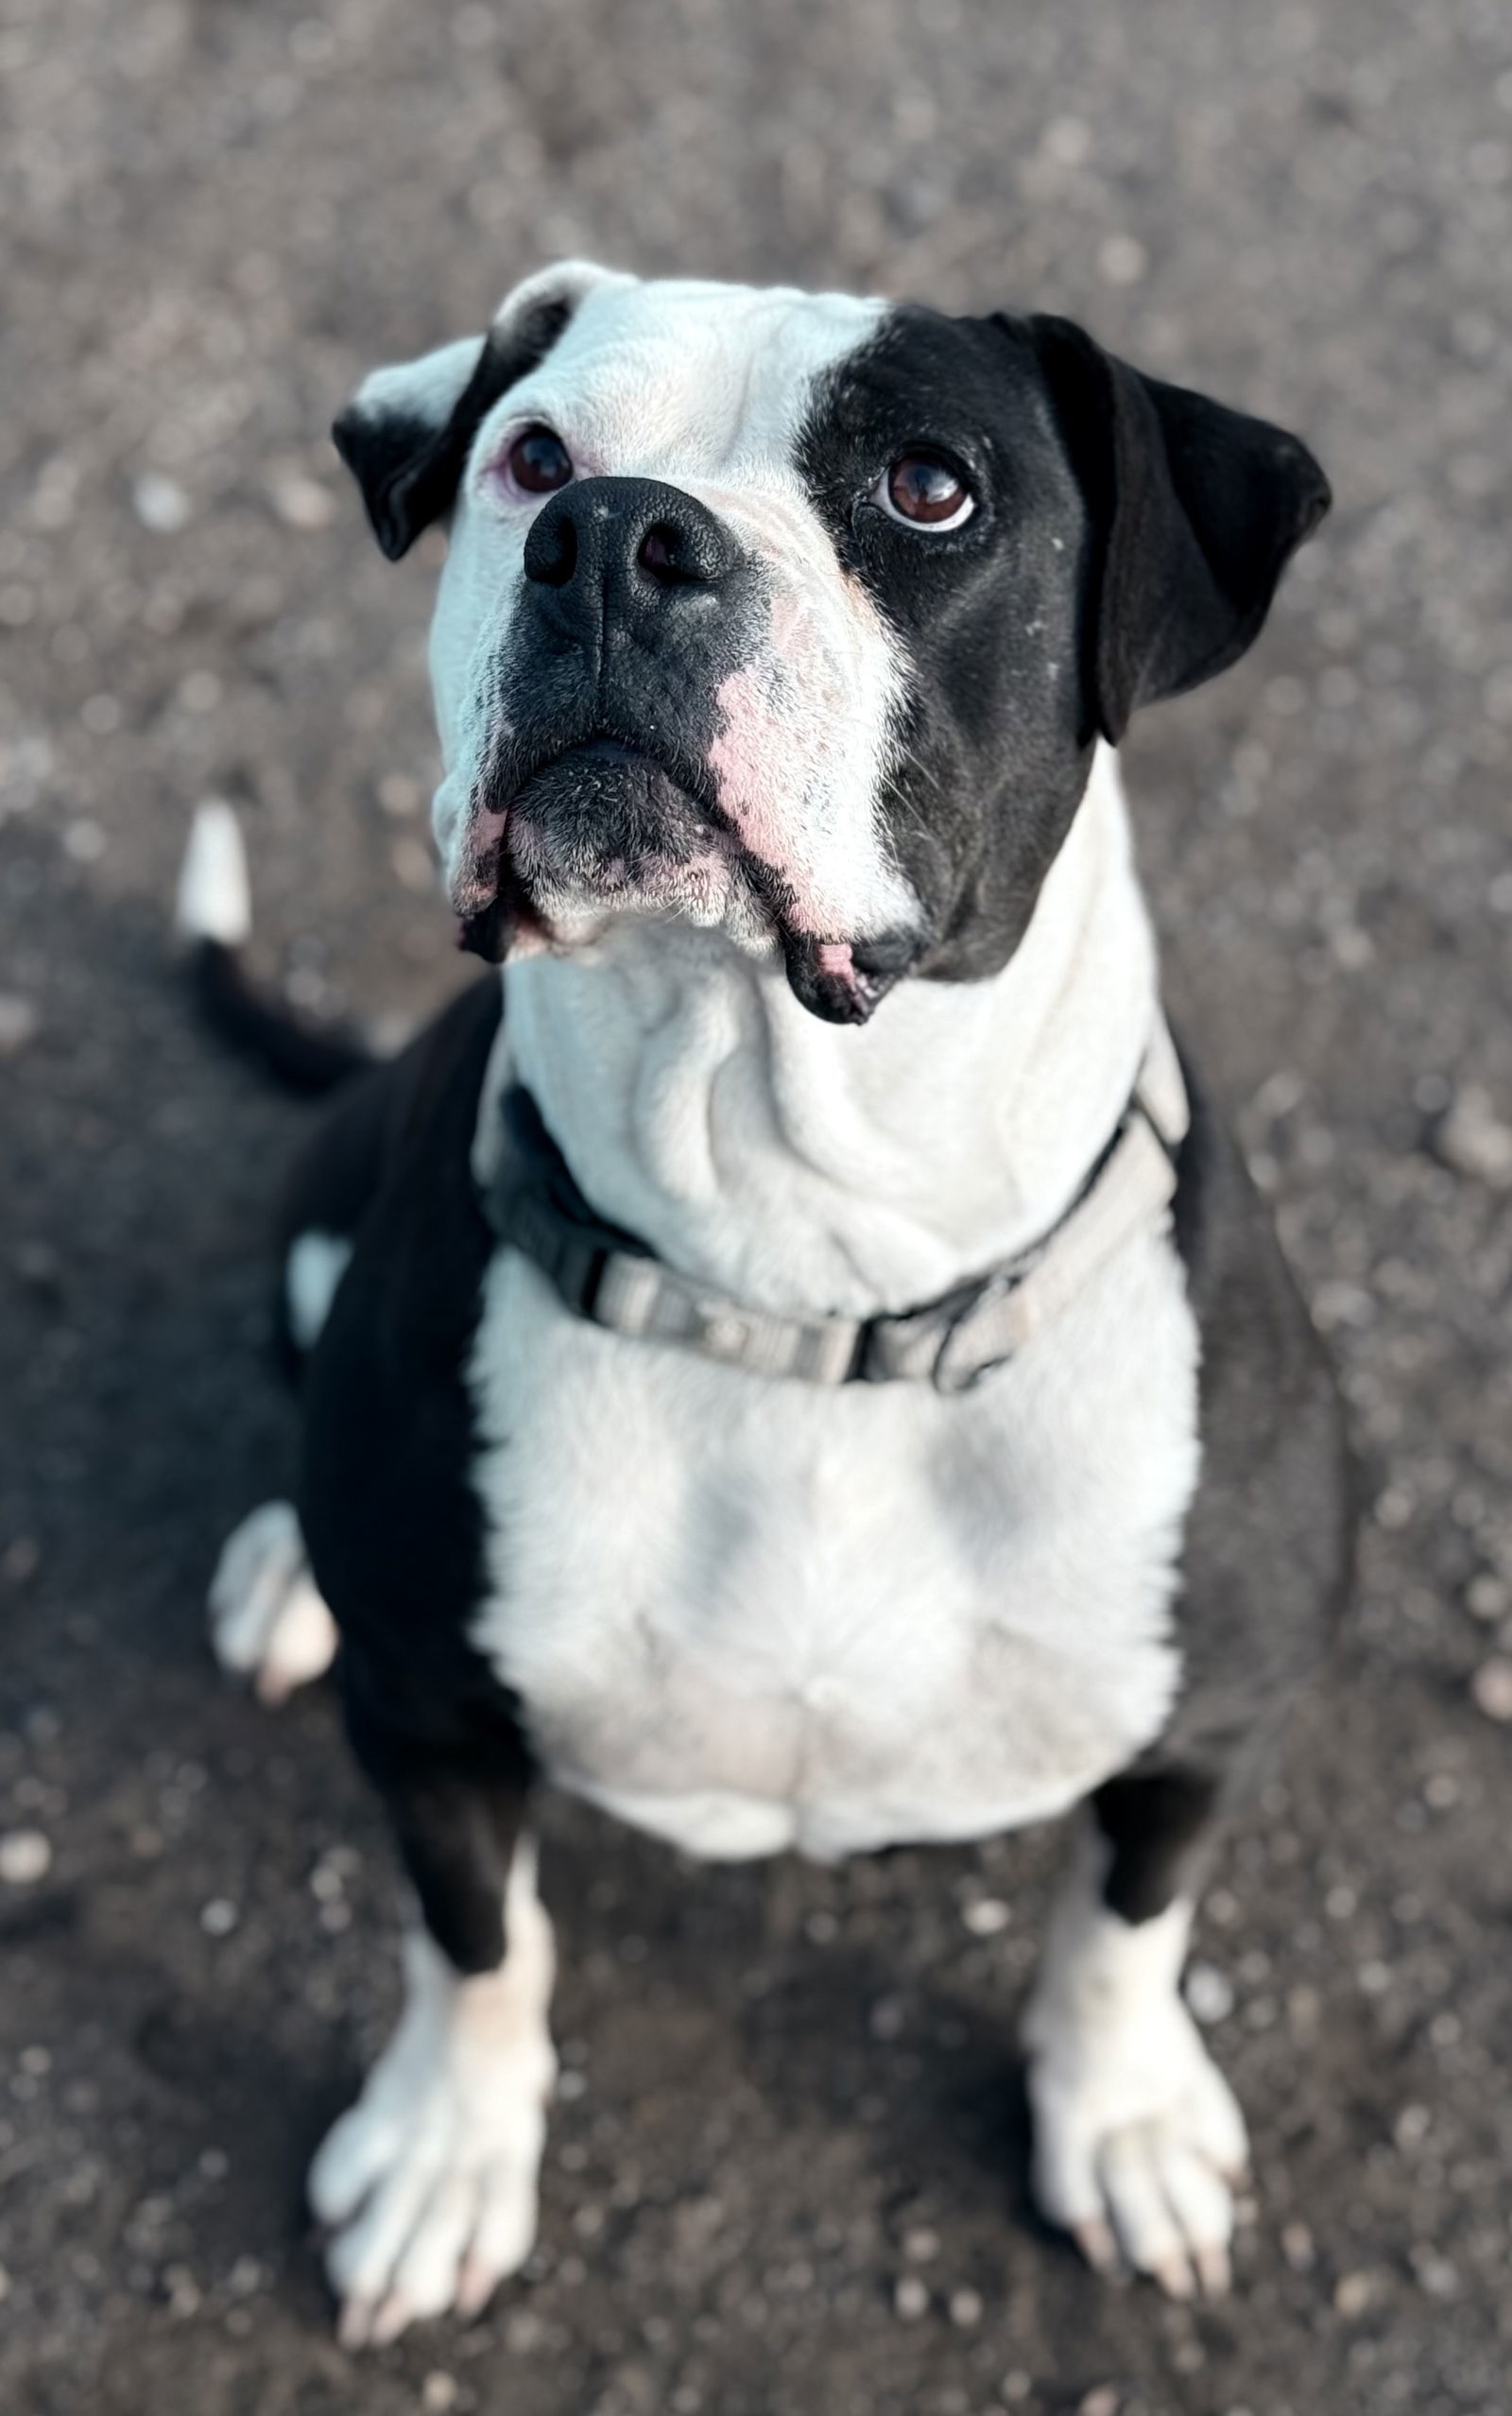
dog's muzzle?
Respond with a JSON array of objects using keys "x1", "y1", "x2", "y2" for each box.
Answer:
[{"x1": 453, "y1": 475, "x2": 919, "y2": 1021}]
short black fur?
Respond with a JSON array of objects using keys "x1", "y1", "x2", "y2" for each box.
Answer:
[
  {"x1": 1091, "y1": 1043, "x2": 1354, "y2": 1924},
  {"x1": 287, "y1": 977, "x2": 538, "y2": 1970},
  {"x1": 795, "y1": 304, "x2": 1328, "y2": 983}
]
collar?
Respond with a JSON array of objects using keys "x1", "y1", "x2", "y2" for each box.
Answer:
[{"x1": 479, "y1": 1017, "x2": 1189, "y2": 1395}]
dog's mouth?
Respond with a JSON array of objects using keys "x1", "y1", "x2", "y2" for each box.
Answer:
[{"x1": 453, "y1": 733, "x2": 915, "y2": 1026}]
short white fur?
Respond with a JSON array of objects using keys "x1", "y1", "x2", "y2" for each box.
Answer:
[
  {"x1": 308, "y1": 1844, "x2": 557, "y2": 2347},
  {"x1": 465, "y1": 748, "x2": 1201, "y2": 1862},
  {"x1": 1022, "y1": 1825, "x2": 1247, "y2": 2296}
]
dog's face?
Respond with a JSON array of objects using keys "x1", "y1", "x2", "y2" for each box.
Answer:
[{"x1": 335, "y1": 263, "x2": 1328, "y2": 1023}]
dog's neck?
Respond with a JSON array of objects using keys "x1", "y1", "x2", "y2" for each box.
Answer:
[{"x1": 485, "y1": 747, "x2": 1160, "y2": 1320}]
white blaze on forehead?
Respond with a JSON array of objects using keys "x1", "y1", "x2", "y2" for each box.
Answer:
[
  {"x1": 433, "y1": 274, "x2": 918, "y2": 943},
  {"x1": 490, "y1": 277, "x2": 885, "y2": 484}
]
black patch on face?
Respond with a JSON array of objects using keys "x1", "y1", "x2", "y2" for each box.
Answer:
[
  {"x1": 796, "y1": 303, "x2": 1328, "y2": 984},
  {"x1": 797, "y1": 306, "x2": 1096, "y2": 983}
]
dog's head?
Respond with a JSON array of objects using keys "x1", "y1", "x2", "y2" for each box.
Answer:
[{"x1": 335, "y1": 263, "x2": 1328, "y2": 1024}]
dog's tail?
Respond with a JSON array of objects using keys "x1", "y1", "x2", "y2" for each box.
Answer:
[{"x1": 175, "y1": 802, "x2": 370, "y2": 1096}]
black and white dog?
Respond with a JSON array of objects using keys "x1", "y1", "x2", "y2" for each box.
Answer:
[{"x1": 182, "y1": 262, "x2": 1351, "y2": 2346}]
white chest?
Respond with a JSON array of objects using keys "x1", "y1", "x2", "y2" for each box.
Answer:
[{"x1": 465, "y1": 1220, "x2": 1200, "y2": 1863}]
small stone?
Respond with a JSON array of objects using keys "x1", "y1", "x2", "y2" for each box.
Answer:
[
  {"x1": 390, "y1": 836, "x2": 438, "y2": 894},
  {"x1": 0, "y1": 996, "x2": 38, "y2": 1055},
  {"x1": 1280, "y1": 2219, "x2": 1315, "y2": 2271},
  {"x1": 376, "y1": 772, "x2": 422, "y2": 818},
  {"x1": 1097, "y1": 233, "x2": 1147, "y2": 285},
  {"x1": 133, "y1": 474, "x2": 191, "y2": 532},
  {"x1": 1435, "y1": 1087, "x2": 1512, "y2": 1187},
  {"x1": 1466, "y1": 1572, "x2": 1509, "y2": 1621},
  {"x1": 199, "y1": 1898, "x2": 239, "y2": 1936},
  {"x1": 164, "y1": 2265, "x2": 200, "y2": 2319},
  {"x1": 268, "y1": 472, "x2": 336, "y2": 531},
  {"x1": 1333, "y1": 2269, "x2": 1378, "y2": 2317},
  {"x1": 1001, "y1": 2374, "x2": 1032, "y2": 2405},
  {"x1": 63, "y1": 818, "x2": 107, "y2": 861},
  {"x1": 2, "y1": 1537, "x2": 40, "y2": 1585},
  {"x1": 1471, "y1": 1657, "x2": 1512, "y2": 1721},
  {"x1": 178, "y1": 669, "x2": 222, "y2": 715},
  {"x1": 422, "y1": 2374, "x2": 460, "y2": 2411},
  {"x1": 961, "y1": 1895, "x2": 1010, "y2": 1936},
  {"x1": 1077, "y1": 2389, "x2": 1121, "y2": 2416},
  {"x1": 902, "y1": 2226, "x2": 939, "y2": 2263},
  {"x1": 1043, "y1": 115, "x2": 1091, "y2": 165},
  {"x1": 1185, "y1": 1961, "x2": 1235, "y2": 2025},
  {"x1": 1409, "y1": 2247, "x2": 1459, "y2": 2299},
  {"x1": 948, "y1": 2286, "x2": 983, "y2": 2327},
  {"x1": 0, "y1": 1830, "x2": 52, "y2": 1885},
  {"x1": 893, "y1": 2273, "x2": 930, "y2": 2321}
]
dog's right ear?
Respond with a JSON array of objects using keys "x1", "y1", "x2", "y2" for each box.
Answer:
[{"x1": 333, "y1": 260, "x2": 632, "y2": 561}]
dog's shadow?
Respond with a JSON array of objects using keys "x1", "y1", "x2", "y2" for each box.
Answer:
[{"x1": 532, "y1": 1792, "x2": 1059, "y2": 2257}]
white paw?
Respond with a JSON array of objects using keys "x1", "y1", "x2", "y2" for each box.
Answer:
[
  {"x1": 208, "y1": 1500, "x2": 338, "y2": 1704},
  {"x1": 310, "y1": 1930, "x2": 557, "y2": 2347},
  {"x1": 1025, "y1": 1995, "x2": 1248, "y2": 2299}
]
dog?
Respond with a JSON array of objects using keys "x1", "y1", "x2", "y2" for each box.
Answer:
[{"x1": 180, "y1": 262, "x2": 1352, "y2": 2347}]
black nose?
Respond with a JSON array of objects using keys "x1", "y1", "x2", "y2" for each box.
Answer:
[{"x1": 523, "y1": 477, "x2": 737, "y2": 633}]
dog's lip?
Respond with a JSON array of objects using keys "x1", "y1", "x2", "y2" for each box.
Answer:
[
  {"x1": 458, "y1": 732, "x2": 925, "y2": 1014},
  {"x1": 492, "y1": 727, "x2": 728, "y2": 828}
]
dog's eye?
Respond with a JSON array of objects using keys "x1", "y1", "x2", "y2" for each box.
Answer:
[
  {"x1": 505, "y1": 425, "x2": 575, "y2": 497},
  {"x1": 873, "y1": 449, "x2": 975, "y2": 532}
]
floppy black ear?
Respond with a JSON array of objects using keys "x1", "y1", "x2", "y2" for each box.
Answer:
[
  {"x1": 1029, "y1": 315, "x2": 1331, "y2": 742},
  {"x1": 333, "y1": 332, "x2": 512, "y2": 562},
  {"x1": 332, "y1": 261, "x2": 630, "y2": 561}
]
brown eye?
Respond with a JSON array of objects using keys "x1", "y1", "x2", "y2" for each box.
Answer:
[
  {"x1": 506, "y1": 424, "x2": 574, "y2": 496},
  {"x1": 874, "y1": 449, "x2": 975, "y2": 531}
]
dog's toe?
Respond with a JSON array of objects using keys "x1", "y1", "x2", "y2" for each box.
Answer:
[
  {"x1": 311, "y1": 1988, "x2": 553, "y2": 2343},
  {"x1": 1028, "y1": 2003, "x2": 1248, "y2": 2300}
]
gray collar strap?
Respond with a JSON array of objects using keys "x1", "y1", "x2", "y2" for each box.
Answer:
[{"x1": 481, "y1": 1017, "x2": 1190, "y2": 1396}]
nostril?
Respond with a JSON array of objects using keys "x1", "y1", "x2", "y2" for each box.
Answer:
[
  {"x1": 637, "y1": 523, "x2": 685, "y2": 581},
  {"x1": 523, "y1": 503, "x2": 578, "y2": 589}
]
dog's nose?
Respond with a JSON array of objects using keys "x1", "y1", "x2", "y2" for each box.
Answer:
[{"x1": 522, "y1": 478, "x2": 737, "y2": 633}]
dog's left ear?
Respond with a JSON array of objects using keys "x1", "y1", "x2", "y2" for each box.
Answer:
[
  {"x1": 333, "y1": 259, "x2": 633, "y2": 561},
  {"x1": 1028, "y1": 315, "x2": 1331, "y2": 742}
]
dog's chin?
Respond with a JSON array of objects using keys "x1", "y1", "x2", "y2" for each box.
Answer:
[{"x1": 453, "y1": 746, "x2": 916, "y2": 1023}]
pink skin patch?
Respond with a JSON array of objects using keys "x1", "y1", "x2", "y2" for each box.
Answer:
[
  {"x1": 448, "y1": 802, "x2": 510, "y2": 920},
  {"x1": 705, "y1": 570, "x2": 885, "y2": 941},
  {"x1": 707, "y1": 662, "x2": 795, "y2": 879}
]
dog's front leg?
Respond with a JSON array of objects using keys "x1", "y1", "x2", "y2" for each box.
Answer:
[
  {"x1": 309, "y1": 1729, "x2": 556, "y2": 2346},
  {"x1": 1021, "y1": 1769, "x2": 1247, "y2": 2300}
]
